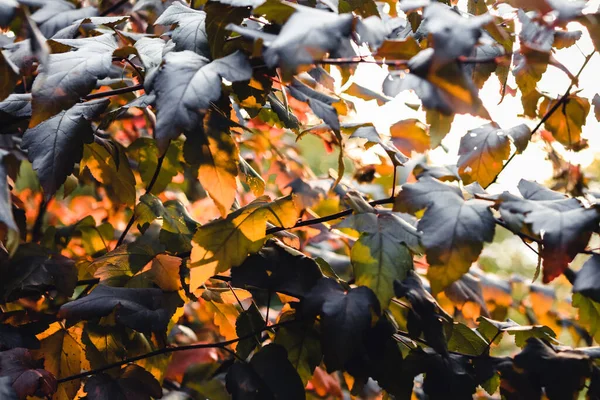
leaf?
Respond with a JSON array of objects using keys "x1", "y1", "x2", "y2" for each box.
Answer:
[
  {"x1": 1, "y1": 244, "x2": 77, "y2": 301},
  {"x1": 394, "y1": 271, "x2": 451, "y2": 356},
  {"x1": 593, "y1": 93, "x2": 600, "y2": 122},
  {"x1": 127, "y1": 138, "x2": 180, "y2": 195},
  {"x1": 477, "y1": 317, "x2": 557, "y2": 348},
  {"x1": 350, "y1": 124, "x2": 409, "y2": 166},
  {"x1": 34, "y1": 323, "x2": 84, "y2": 400},
  {"x1": 88, "y1": 242, "x2": 157, "y2": 279},
  {"x1": 30, "y1": 34, "x2": 116, "y2": 125},
  {"x1": 0, "y1": 151, "x2": 17, "y2": 239},
  {"x1": 344, "y1": 82, "x2": 391, "y2": 105},
  {"x1": 390, "y1": 118, "x2": 430, "y2": 154},
  {"x1": 274, "y1": 318, "x2": 322, "y2": 387},
  {"x1": 30, "y1": 0, "x2": 97, "y2": 38},
  {"x1": 22, "y1": 99, "x2": 109, "y2": 198},
  {"x1": 374, "y1": 37, "x2": 421, "y2": 60},
  {"x1": 577, "y1": 12, "x2": 600, "y2": 52},
  {"x1": 425, "y1": 108, "x2": 454, "y2": 148},
  {"x1": 226, "y1": 344, "x2": 305, "y2": 400},
  {"x1": 149, "y1": 50, "x2": 252, "y2": 148},
  {"x1": 419, "y1": 3, "x2": 491, "y2": 62},
  {"x1": 190, "y1": 195, "x2": 300, "y2": 290},
  {"x1": 160, "y1": 200, "x2": 199, "y2": 253},
  {"x1": 0, "y1": 0, "x2": 17, "y2": 28},
  {"x1": 395, "y1": 177, "x2": 496, "y2": 292},
  {"x1": 0, "y1": 51, "x2": 18, "y2": 103},
  {"x1": 497, "y1": 193, "x2": 600, "y2": 283},
  {"x1": 197, "y1": 131, "x2": 239, "y2": 217},
  {"x1": 335, "y1": 212, "x2": 416, "y2": 308},
  {"x1": 82, "y1": 364, "x2": 162, "y2": 400},
  {"x1": 457, "y1": 123, "x2": 511, "y2": 188},
  {"x1": 80, "y1": 141, "x2": 136, "y2": 207},
  {"x1": 58, "y1": 285, "x2": 182, "y2": 333},
  {"x1": 228, "y1": 4, "x2": 353, "y2": 79},
  {"x1": 304, "y1": 278, "x2": 380, "y2": 371},
  {"x1": 573, "y1": 255, "x2": 600, "y2": 303},
  {"x1": 155, "y1": 2, "x2": 210, "y2": 57},
  {"x1": 573, "y1": 293, "x2": 600, "y2": 343},
  {"x1": 289, "y1": 78, "x2": 343, "y2": 135},
  {"x1": 509, "y1": 338, "x2": 592, "y2": 399},
  {"x1": 0, "y1": 377, "x2": 17, "y2": 400},
  {"x1": 235, "y1": 303, "x2": 264, "y2": 359},
  {"x1": 0, "y1": 348, "x2": 57, "y2": 399},
  {"x1": 506, "y1": 124, "x2": 532, "y2": 153},
  {"x1": 539, "y1": 95, "x2": 590, "y2": 147},
  {"x1": 231, "y1": 239, "x2": 323, "y2": 298},
  {"x1": 204, "y1": 1, "x2": 249, "y2": 59},
  {"x1": 0, "y1": 93, "x2": 32, "y2": 135},
  {"x1": 447, "y1": 322, "x2": 488, "y2": 356},
  {"x1": 147, "y1": 254, "x2": 183, "y2": 292}
]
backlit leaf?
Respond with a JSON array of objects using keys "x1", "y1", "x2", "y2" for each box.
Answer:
[{"x1": 540, "y1": 95, "x2": 590, "y2": 147}]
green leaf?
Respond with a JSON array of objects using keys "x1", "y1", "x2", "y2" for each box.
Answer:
[
  {"x1": 457, "y1": 123, "x2": 511, "y2": 188},
  {"x1": 425, "y1": 109, "x2": 454, "y2": 148},
  {"x1": 30, "y1": 34, "x2": 116, "y2": 125},
  {"x1": 395, "y1": 178, "x2": 496, "y2": 292},
  {"x1": 274, "y1": 318, "x2": 322, "y2": 387},
  {"x1": 477, "y1": 316, "x2": 557, "y2": 348},
  {"x1": 235, "y1": 303, "x2": 264, "y2": 359},
  {"x1": 160, "y1": 200, "x2": 199, "y2": 253},
  {"x1": 22, "y1": 99, "x2": 109, "y2": 199},
  {"x1": 335, "y1": 212, "x2": 416, "y2": 308},
  {"x1": 204, "y1": 1, "x2": 249, "y2": 59},
  {"x1": 573, "y1": 292, "x2": 600, "y2": 343},
  {"x1": 447, "y1": 322, "x2": 488, "y2": 356},
  {"x1": 80, "y1": 140, "x2": 136, "y2": 207},
  {"x1": 149, "y1": 50, "x2": 252, "y2": 148},
  {"x1": 127, "y1": 138, "x2": 181, "y2": 195},
  {"x1": 190, "y1": 195, "x2": 299, "y2": 290}
]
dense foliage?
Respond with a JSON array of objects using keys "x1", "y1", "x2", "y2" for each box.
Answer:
[{"x1": 2, "y1": 0, "x2": 600, "y2": 398}]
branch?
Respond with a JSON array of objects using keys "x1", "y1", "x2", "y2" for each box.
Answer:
[
  {"x1": 317, "y1": 53, "x2": 510, "y2": 67},
  {"x1": 485, "y1": 51, "x2": 595, "y2": 188},
  {"x1": 57, "y1": 319, "x2": 298, "y2": 383},
  {"x1": 84, "y1": 83, "x2": 144, "y2": 101},
  {"x1": 265, "y1": 197, "x2": 394, "y2": 235},
  {"x1": 116, "y1": 151, "x2": 167, "y2": 247}
]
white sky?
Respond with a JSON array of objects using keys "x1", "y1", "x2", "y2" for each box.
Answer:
[{"x1": 344, "y1": 1, "x2": 600, "y2": 195}]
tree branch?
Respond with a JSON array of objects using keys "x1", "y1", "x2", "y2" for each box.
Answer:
[
  {"x1": 485, "y1": 51, "x2": 595, "y2": 189},
  {"x1": 317, "y1": 53, "x2": 510, "y2": 67},
  {"x1": 84, "y1": 84, "x2": 144, "y2": 101},
  {"x1": 57, "y1": 319, "x2": 298, "y2": 383}
]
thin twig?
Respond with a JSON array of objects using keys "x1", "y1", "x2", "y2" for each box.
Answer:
[
  {"x1": 317, "y1": 54, "x2": 510, "y2": 67},
  {"x1": 484, "y1": 51, "x2": 595, "y2": 189},
  {"x1": 116, "y1": 149, "x2": 166, "y2": 247},
  {"x1": 31, "y1": 199, "x2": 47, "y2": 242},
  {"x1": 84, "y1": 84, "x2": 144, "y2": 101},
  {"x1": 57, "y1": 319, "x2": 298, "y2": 383}
]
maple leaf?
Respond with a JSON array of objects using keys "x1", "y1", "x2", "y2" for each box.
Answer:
[
  {"x1": 22, "y1": 99, "x2": 108, "y2": 198},
  {"x1": 457, "y1": 123, "x2": 511, "y2": 188},
  {"x1": 540, "y1": 94, "x2": 590, "y2": 147},
  {"x1": 30, "y1": 34, "x2": 117, "y2": 125},
  {"x1": 149, "y1": 50, "x2": 252, "y2": 148},
  {"x1": 82, "y1": 364, "x2": 162, "y2": 400},
  {"x1": 395, "y1": 177, "x2": 496, "y2": 292},
  {"x1": 227, "y1": 4, "x2": 353, "y2": 79},
  {"x1": 0, "y1": 348, "x2": 57, "y2": 399},
  {"x1": 155, "y1": 2, "x2": 210, "y2": 57},
  {"x1": 304, "y1": 278, "x2": 380, "y2": 371},
  {"x1": 335, "y1": 211, "x2": 417, "y2": 308}
]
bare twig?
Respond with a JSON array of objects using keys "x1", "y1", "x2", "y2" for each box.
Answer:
[
  {"x1": 100, "y1": 0, "x2": 130, "y2": 16},
  {"x1": 84, "y1": 84, "x2": 144, "y2": 101}
]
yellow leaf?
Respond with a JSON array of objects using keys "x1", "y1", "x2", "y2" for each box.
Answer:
[
  {"x1": 189, "y1": 195, "x2": 299, "y2": 290},
  {"x1": 540, "y1": 95, "x2": 590, "y2": 147},
  {"x1": 198, "y1": 132, "x2": 240, "y2": 217},
  {"x1": 144, "y1": 254, "x2": 182, "y2": 291}
]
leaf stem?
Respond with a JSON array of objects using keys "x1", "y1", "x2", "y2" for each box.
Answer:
[{"x1": 56, "y1": 319, "x2": 298, "y2": 383}]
